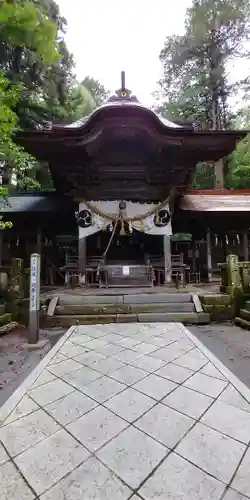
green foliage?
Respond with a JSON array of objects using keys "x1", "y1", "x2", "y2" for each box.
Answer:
[
  {"x1": 157, "y1": 0, "x2": 250, "y2": 129},
  {"x1": 0, "y1": 0, "x2": 64, "y2": 199},
  {"x1": 63, "y1": 84, "x2": 96, "y2": 121},
  {"x1": 0, "y1": 215, "x2": 13, "y2": 230},
  {"x1": 191, "y1": 163, "x2": 214, "y2": 189},
  {"x1": 0, "y1": 0, "x2": 59, "y2": 66},
  {"x1": 0, "y1": 185, "x2": 13, "y2": 231},
  {"x1": 0, "y1": 0, "x2": 73, "y2": 128},
  {"x1": 49, "y1": 76, "x2": 110, "y2": 122},
  {"x1": 0, "y1": 72, "x2": 34, "y2": 170},
  {"x1": 0, "y1": 0, "x2": 72, "y2": 194},
  {"x1": 0, "y1": 0, "x2": 110, "y2": 194},
  {"x1": 226, "y1": 135, "x2": 250, "y2": 189},
  {"x1": 63, "y1": 78, "x2": 109, "y2": 121},
  {"x1": 156, "y1": 0, "x2": 250, "y2": 189},
  {"x1": 81, "y1": 76, "x2": 110, "y2": 107}
]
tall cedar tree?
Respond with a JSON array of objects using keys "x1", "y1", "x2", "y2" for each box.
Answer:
[{"x1": 156, "y1": 0, "x2": 250, "y2": 188}]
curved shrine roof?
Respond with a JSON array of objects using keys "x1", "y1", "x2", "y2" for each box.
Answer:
[
  {"x1": 64, "y1": 99, "x2": 182, "y2": 130},
  {"x1": 15, "y1": 73, "x2": 249, "y2": 201},
  {"x1": 18, "y1": 82, "x2": 247, "y2": 149}
]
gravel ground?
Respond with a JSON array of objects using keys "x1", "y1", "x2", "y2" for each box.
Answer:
[
  {"x1": 0, "y1": 327, "x2": 65, "y2": 407},
  {"x1": 190, "y1": 323, "x2": 250, "y2": 389}
]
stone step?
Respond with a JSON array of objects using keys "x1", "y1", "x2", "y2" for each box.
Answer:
[
  {"x1": 46, "y1": 314, "x2": 123, "y2": 328},
  {"x1": 239, "y1": 308, "x2": 250, "y2": 322},
  {"x1": 55, "y1": 305, "x2": 131, "y2": 315},
  {"x1": 235, "y1": 317, "x2": 250, "y2": 330},
  {"x1": 45, "y1": 311, "x2": 209, "y2": 328},
  {"x1": 137, "y1": 312, "x2": 210, "y2": 324},
  {"x1": 123, "y1": 293, "x2": 193, "y2": 304},
  {"x1": 58, "y1": 294, "x2": 123, "y2": 305},
  {"x1": 57, "y1": 292, "x2": 193, "y2": 306},
  {"x1": 130, "y1": 303, "x2": 195, "y2": 313},
  {"x1": 55, "y1": 302, "x2": 195, "y2": 316}
]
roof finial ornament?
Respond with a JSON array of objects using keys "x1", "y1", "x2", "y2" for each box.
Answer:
[
  {"x1": 108, "y1": 72, "x2": 139, "y2": 102},
  {"x1": 121, "y1": 71, "x2": 126, "y2": 91}
]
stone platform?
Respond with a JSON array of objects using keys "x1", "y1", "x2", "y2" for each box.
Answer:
[{"x1": 1, "y1": 322, "x2": 250, "y2": 499}]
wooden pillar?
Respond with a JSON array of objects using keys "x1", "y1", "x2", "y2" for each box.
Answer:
[
  {"x1": 36, "y1": 227, "x2": 42, "y2": 255},
  {"x1": 243, "y1": 232, "x2": 249, "y2": 262},
  {"x1": 206, "y1": 228, "x2": 212, "y2": 281},
  {"x1": 163, "y1": 235, "x2": 172, "y2": 283},
  {"x1": 36, "y1": 228, "x2": 42, "y2": 284},
  {"x1": 214, "y1": 159, "x2": 224, "y2": 189},
  {"x1": 222, "y1": 234, "x2": 228, "y2": 261},
  {"x1": 78, "y1": 236, "x2": 87, "y2": 276},
  {"x1": 0, "y1": 232, "x2": 3, "y2": 267}
]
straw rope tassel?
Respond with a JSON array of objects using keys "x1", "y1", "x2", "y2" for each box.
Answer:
[{"x1": 120, "y1": 218, "x2": 126, "y2": 236}]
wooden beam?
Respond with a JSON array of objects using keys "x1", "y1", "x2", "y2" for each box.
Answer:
[
  {"x1": 214, "y1": 159, "x2": 224, "y2": 189},
  {"x1": 243, "y1": 232, "x2": 249, "y2": 262},
  {"x1": 206, "y1": 228, "x2": 212, "y2": 281},
  {"x1": 36, "y1": 227, "x2": 42, "y2": 255}
]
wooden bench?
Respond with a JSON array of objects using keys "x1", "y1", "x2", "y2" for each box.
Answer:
[
  {"x1": 171, "y1": 254, "x2": 188, "y2": 285},
  {"x1": 86, "y1": 256, "x2": 107, "y2": 287},
  {"x1": 60, "y1": 256, "x2": 79, "y2": 287}
]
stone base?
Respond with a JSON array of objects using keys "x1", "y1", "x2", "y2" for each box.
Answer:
[
  {"x1": 45, "y1": 328, "x2": 65, "y2": 338},
  {"x1": 0, "y1": 321, "x2": 19, "y2": 336},
  {"x1": 235, "y1": 316, "x2": 250, "y2": 330},
  {"x1": 137, "y1": 312, "x2": 210, "y2": 324},
  {"x1": 22, "y1": 339, "x2": 50, "y2": 351}
]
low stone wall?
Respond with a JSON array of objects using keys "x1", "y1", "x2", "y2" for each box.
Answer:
[
  {"x1": 199, "y1": 294, "x2": 233, "y2": 322},
  {"x1": 0, "y1": 259, "x2": 30, "y2": 327}
]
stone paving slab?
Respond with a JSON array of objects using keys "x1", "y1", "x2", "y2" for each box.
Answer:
[{"x1": 1, "y1": 322, "x2": 250, "y2": 499}]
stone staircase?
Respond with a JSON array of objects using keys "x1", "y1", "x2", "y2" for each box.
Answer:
[
  {"x1": 44, "y1": 292, "x2": 210, "y2": 328},
  {"x1": 235, "y1": 299, "x2": 250, "y2": 329}
]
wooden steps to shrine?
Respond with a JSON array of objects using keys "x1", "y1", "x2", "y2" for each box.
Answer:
[{"x1": 44, "y1": 292, "x2": 210, "y2": 328}]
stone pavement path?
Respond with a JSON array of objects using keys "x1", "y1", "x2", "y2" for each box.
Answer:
[{"x1": 1, "y1": 322, "x2": 250, "y2": 499}]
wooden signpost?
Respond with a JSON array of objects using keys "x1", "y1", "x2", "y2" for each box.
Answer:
[{"x1": 29, "y1": 253, "x2": 41, "y2": 344}]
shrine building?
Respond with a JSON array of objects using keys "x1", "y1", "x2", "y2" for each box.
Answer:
[{"x1": 1, "y1": 73, "x2": 249, "y2": 288}]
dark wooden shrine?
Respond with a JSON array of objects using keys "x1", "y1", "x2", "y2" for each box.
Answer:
[
  {"x1": 1, "y1": 73, "x2": 248, "y2": 287},
  {"x1": 17, "y1": 73, "x2": 245, "y2": 203}
]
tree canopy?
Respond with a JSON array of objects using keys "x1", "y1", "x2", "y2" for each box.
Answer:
[
  {"x1": 157, "y1": 0, "x2": 250, "y2": 129},
  {"x1": 60, "y1": 77, "x2": 110, "y2": 122},
  {"x1": 0, "y1": 0, "x2": 109, "y2": 193},
  {"x1": 226, "y1": 136, "x2": 250, "y2": 189},
  {"x1": 0, "y1": 0, "x2": 60, "y2": 190},
  {"x1": 156, "y1": 0, "x2": 250, "y2": 189}
]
